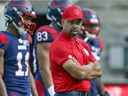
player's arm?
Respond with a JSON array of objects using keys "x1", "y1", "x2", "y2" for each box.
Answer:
[
  {"x1": 29, "y1": 70, "x2": 38, "y2": 96},
  {"x1": 37, "y1": 43, "x2": 54, "y2": 86},
  {"x1": 63, "y1": 57, "x2": 102, "y2": 80},
  {"x1": 0, "y1": 48, "x2": 8, "y2": 96},
  {"x1": 54, "y1": 41, "x2": 102, "y2": 80},
  {"x1": 36, "y1": 30, "x2": 55, "y2": 96},
  {"x1": 37, "y1": 43, "x2": 55, "y2": 96},
  {"x1": 87, "y1": 38, "x2": 110, "y2": 96}
]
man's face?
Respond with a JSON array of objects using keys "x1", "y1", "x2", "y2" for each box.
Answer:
[{"x1": 62, "y1": 19, "x2": 83, "y2": 36}]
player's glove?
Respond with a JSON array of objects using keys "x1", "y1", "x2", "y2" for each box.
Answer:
[{"x1": 48, "y1": 85, "x2": 55, "y2": 96}]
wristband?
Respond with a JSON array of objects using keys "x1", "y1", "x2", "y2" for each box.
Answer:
[{"x1": 48, "y1": 85, "x2": 55, "y2": 96}]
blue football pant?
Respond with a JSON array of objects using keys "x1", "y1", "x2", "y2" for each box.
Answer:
[{"x1": 90, "y1": 79, "x2": 99, "y2": 96}]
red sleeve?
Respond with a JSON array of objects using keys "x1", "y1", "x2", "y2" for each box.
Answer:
[
  {"x1": 0, "y1": 34, "x2": 7, "y2": 44},
  {"x1": 84, "y1": 44, "x2": 96, "y2": 62},
  {"x1": 89, "y1": 51, "x2": 96, "y2": 62},
  {"x1": 50, "y1": 42, "x2": 71, "y2": 66},
  {"x1": 36, "y1": 25, "x2": 58, "y2": 43},
  {"x1": 0, "y1": 34, "x2": 8, "y2": 44},
  {"x1": 0, "y1": 33, "x2": 8, "y2": 49},
  {"x1": 80, "y1": 39, "x2": 96, "y2": 62}
]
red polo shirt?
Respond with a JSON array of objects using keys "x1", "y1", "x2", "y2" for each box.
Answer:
[{"x1": 50, "y1": 32, "x2": 96, "y2": 93}]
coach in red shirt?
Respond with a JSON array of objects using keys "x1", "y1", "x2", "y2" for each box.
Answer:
[{"x1": 50, "y1": 4, "x2": 102, "y2": 96}]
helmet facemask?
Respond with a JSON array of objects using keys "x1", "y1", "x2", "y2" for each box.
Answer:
[
  {"x1": 47, "y1": 7, "x2": 63, "y2": 31},
  {"x1": 47, "y1": 0, "x2": 72, "y2": 31},
  {"x1": 4, "y1": 0, "x2": 36, "y2": 36},
  {"x1": 21, "y1": 12, "x2": 36, "y2": 35},
  {"x1": 82, "y1": 8, "x2": 100, "y2": 39}
]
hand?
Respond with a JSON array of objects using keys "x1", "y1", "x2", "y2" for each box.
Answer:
[
  {"x1": 83, "y1": 63, "x2": 97, "y2": 79},
  {"x1": 93, "y1": 63, "x2": 102, "y2": 71},
  {"x1": 83, "y1": 63, "x2": 102, "y2": 79},
  {"x1": 48, "y1": 85, "x2": 55, "y2": 96},
  {"x1": 84, "y1": 62, "x2": 101, "y2": 71},
  {"x1": 91, "y1": 64, "x2": 103, "y2": 77}
]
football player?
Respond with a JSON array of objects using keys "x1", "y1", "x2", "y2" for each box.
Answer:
[
  {"x1": 81, "y1": 8, "x2": 110, "y2": 96},
  {"x1": 0, "y1": 0, "x2": 37, "y2": 96},
  {"x1": 31, "y1": 0, "x2": 72, "y2": 96}
]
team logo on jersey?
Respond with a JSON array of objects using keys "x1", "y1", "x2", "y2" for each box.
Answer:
[
  {"x1": 18, "y1": 39, "x2": 29, "y2": 50},
  {"x1": 36, "y1": 31, "x2": 48, "y2": 42}
]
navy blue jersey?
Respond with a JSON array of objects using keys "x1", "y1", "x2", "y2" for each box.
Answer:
[
  {"x1": 36, "y1": 25, "x2": 58, "y2": 43},
  {"x1": 86, "y1": 37, "x2": 104, "y2": 61},
  {"x1": 30, "y1": 33, "x2": 40, "y2": 78},
  {"x1": 86, "y1": 37, "x2": 104, "y2": 96},
  {"x1": 30, "y1": 25, "x2": 59, "y2": 96},
  {"x1": 31, "y1": 25, "x2": 59, "y2": 79},
  {"x1": 0, "y1": 31, "x2": 31, "y2": 95}
]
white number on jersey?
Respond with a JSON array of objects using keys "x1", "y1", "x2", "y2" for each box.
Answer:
[
  {"x1": 16, "y1": 52, "x2": 29, "y2": 76},
  {"x1": 16, "y1": 39, "x2": 29, "y2": 77},
  {"x1": 36, "y1": 31, "x2": 48, "y2": 42}
]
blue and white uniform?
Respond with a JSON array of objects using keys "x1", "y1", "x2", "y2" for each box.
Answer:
[{"x1": 0, "y1": 31, "x2": 31, "y2": 96}]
